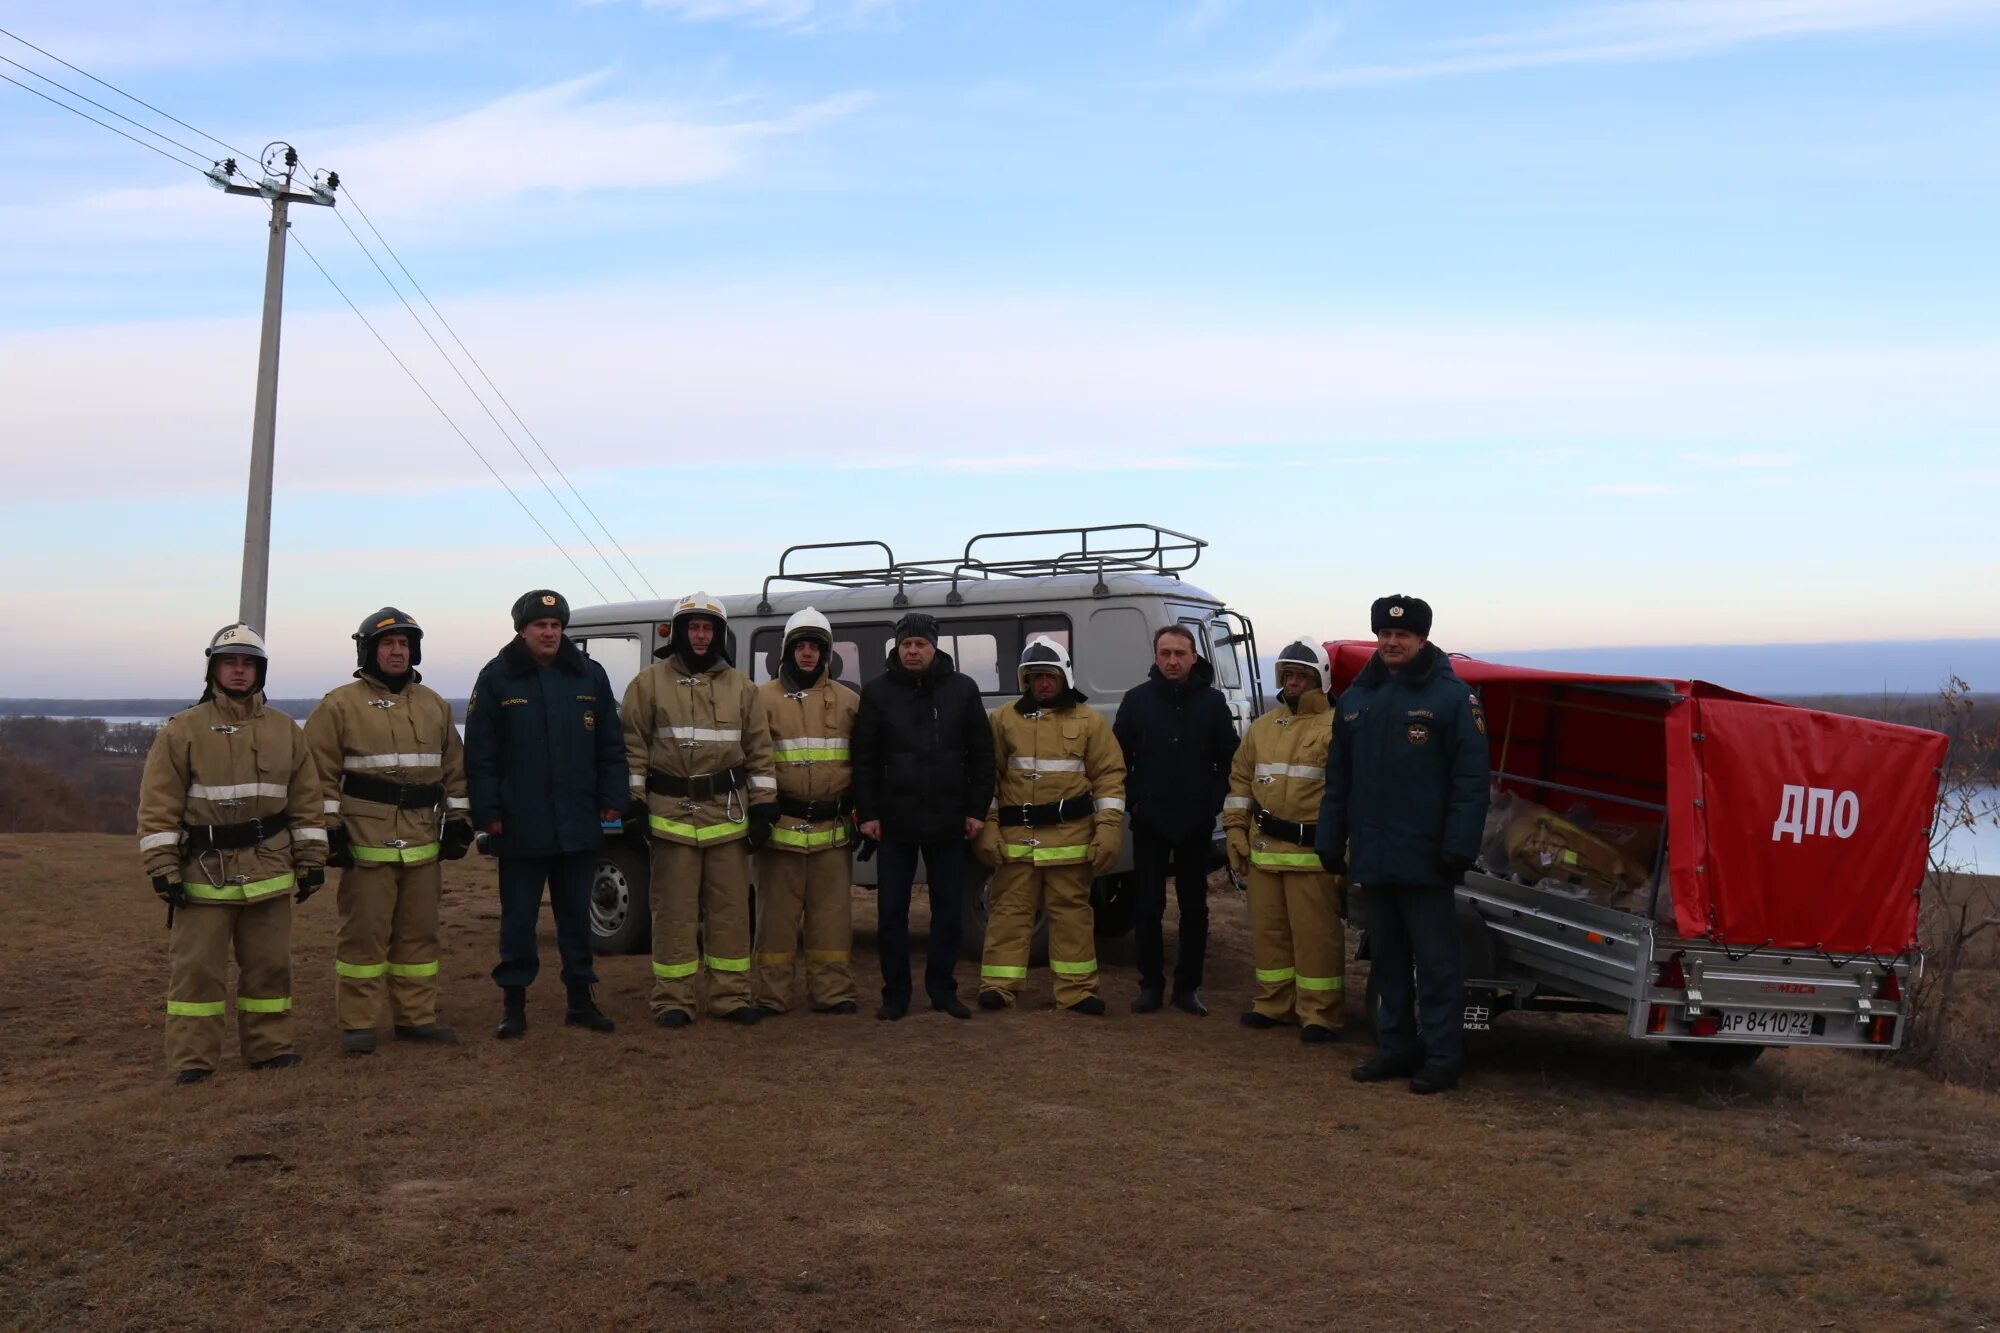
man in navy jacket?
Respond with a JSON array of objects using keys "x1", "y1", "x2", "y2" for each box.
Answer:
[
  {"x1": 465, "y1": 589, "x2": 628, "y2": 1040},
  {"x1": 1317, "y1": 595, "x2": 1489, "y2": 1094}
]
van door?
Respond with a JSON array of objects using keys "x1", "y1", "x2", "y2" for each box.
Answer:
[{"x1": 1211, "y1": 611, "x2": 1263, "y2": 731}]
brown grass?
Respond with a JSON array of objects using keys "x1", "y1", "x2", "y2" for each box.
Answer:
[{"x1": 4, "y1": 835, "x2": 2000, "y2": 1331}]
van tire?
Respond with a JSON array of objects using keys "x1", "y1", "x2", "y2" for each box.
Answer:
[
  {"x1": 591, "y1": 840, "x2": 651, "y2": 955},
  {"x1": 1091, "y1": 872, "x2": 1136, "y2": 938}
]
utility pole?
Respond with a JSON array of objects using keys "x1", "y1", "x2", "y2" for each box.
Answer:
[{"x1": 206, "y1": 143, "x2": 337, "y2": 634}]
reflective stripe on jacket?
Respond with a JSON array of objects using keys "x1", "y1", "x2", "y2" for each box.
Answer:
[
  {"x1": 622, "y1": 652, "x2": 775, "y2": 846},
  {"x1": 988, "y1": 694, "x2": 1126, "y2": 859},
  {"x1": 136, "y1": 692, "x2": 326, "y2": 895},
  {"x1": 1224, "y1": 690, "x2": 1331, "y2": 873},
  {"x1": 303, "y1": 674, "x2": 468, "y2": 860},
  {"x1": 757, "y1": 668, "x2": 857, "y2": 854}
]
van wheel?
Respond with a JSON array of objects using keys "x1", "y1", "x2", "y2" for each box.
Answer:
[
  {"x1": 591, "y1": 840, "x2": 651, "y2": 955},
  {"x1": 962, "y1": 866, "x2": 1048, "y2": 965},
  {"x1": 1670, "y1": 1041, "x2": 1765, "y2": 1070}
]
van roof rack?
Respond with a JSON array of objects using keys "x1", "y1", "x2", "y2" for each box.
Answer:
[{"x1": 754, "y1": 523, "x2": 1205, "y2": 613}]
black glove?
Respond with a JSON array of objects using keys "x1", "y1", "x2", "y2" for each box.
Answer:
[
  {"x1": 295, "y1": 867, "x2": 325, "y2": 904},
  {"x1": 440, "y1": 818, "x2": 476, "y2": 861},
  {"x1": 1317, "y1": 850, "x2": 1345, "y2": 876},
  {"x1": 1439, "y1": 852, "x2": 1473, "y2": 880},
  {"x1": 746, "y1": 804, "x2": 779, "y2": 851},
  {"x1": 326, "y1": 824, "x2": 354, "y2": 868},
  {"x1": 152, "y1": 875, "x2": 189, "y2": 909},
  {"x1": 626, "y1": 797, "x2": 649, "y2": 827}
]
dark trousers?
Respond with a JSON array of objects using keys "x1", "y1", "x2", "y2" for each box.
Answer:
[
  {"x1": 1132, "y1": 826, "x2": 1211, "y2": 992},
  {"x1": 1363, "y1": 883, "x2": 1463, "y2": 1071},
  {"x1": 876, "y1": 838, "x2": 965, "y2": 1004},
  {"x1": 493, "y1": 850, "x2": 600, "y2": 991}
]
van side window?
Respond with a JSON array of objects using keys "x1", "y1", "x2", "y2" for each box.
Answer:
[{"x1": 576, "y1": 635, "x2": 641, "y2": 701}]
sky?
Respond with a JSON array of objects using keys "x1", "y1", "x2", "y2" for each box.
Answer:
[{"x1": 2, "y1": 0, "x2": 1998, "y2": 698}]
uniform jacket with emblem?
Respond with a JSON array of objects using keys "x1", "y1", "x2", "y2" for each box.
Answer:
[
  {"x1": 137, "y1": 691, "x2": 327, "y2": 901},
  {"x1": 464, "y1": 636, "x2": 626, "y2": 857},
  {"x1": 756, "y1": 663, "x2": 858, "y2": 854},
  {"x1": 303, "y1": 671, "x2": 469, "y2": 858},
  {"x1": 988, "y1": 691, "x2": 1127, "y2": 859},
  {"x1": 1224, "y1": 687, "x2": 1332, "y2": 873},
  {"x1": 621, "y1": 650, "x2": 777, "y2": 846},
  {"x1": 1315, "y1": 642, "x2": 1491, "y2": 888}
]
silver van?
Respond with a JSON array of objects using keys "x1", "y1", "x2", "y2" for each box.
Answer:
[{"x1": 565, "y1": 524, "x2": 1265, "y2": 958}]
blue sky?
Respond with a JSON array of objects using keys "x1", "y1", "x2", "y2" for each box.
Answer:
[{"x1": 2, "y1": 0, "x2": 1997, "y2": 696}]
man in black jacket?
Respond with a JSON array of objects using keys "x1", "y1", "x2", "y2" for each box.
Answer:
[
  {"x1": 464, "y1": 590, "x2": 628, "y2": 1040},
  {"x1": 1113, "y1": 625, "x2": 1239, "y2": 1016},
  {"x1": 851, "y1": 612, "x2": 997, "y2": 1022}
]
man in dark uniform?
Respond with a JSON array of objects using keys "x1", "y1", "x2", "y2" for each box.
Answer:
[
  {"x1": 464, "y1": 590, "x2": 629, "y2": 1040},
  {"x1": 1316, "y1": 595, "x2": 1490, "y2": 1094}
]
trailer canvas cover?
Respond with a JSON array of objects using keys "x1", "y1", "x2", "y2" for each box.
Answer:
[{"x1": 1325, "y1": 644, "x2": 1947, "y2": 956}]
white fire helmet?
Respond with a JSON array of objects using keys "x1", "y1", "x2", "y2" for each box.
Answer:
[
  {"x1": 672, "y1": 591, "x2": 727, "y2": 630},
  {"x1": 205, "y1": 623, "x2": 268, "y2": 662},
  {"x1": 782, "y1": 606, "x2": 832, "y2": 654},
  {"x1": 1274, "y1": 639, "x2": 1331, "y2": 692},
  {"x1": 1017, "y1": 635, "x2": 1076, "y2": 693}
]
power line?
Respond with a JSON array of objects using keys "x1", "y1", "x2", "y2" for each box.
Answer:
[
  {"x1": 290, "y1": 232, "x2": 610, "y2": 603},
  {"x1": 0, "y1": 23, "x2": 253, "y2": 162},
  {"x1": 0, "y1": 52, "x2": 216, "y2": 164},
  {"x1": 339, "y1": 186, "x2": 661, "y2": 599},
  {"x1": 0, "y1": 68, "x2": 208, "y2": 173},
  {"x1": 320, "y1": 204, "x2": 641, "y2": 602}
]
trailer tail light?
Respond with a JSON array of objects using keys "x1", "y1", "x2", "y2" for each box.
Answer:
[
  {"x1": 1656, "y1": 955, "x2": 1687, "y2": 989},
  {"x1": 1877, "y1": 970, "x2": 1902, "y2": 1003},
  {"x1": 1647, "y1": 1004, "x2": 1669, "y2": 1034},
  {"x1": 1867, "y1": 1016, "x2": 1896, "y2": 1045},
  {"x1": 1688, "y1": 1012, "x2": 1720, "y2": 1038}
]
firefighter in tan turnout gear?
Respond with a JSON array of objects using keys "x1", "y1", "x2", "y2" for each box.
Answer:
[
  {"x1": 1224, "y1": 639, "x2": 1346, "y2": 1042},
  {"x1": 751, "y1": 608, "x2": 861, "y2": 1017},
  {"x1": 303, "y1": 608, "x2": 473, "y2": 1055},
  {"x1": 622, "y1": 592, "x2": 778, "y2": 1027},
  {"x1": 137, "y1": 624, "x2": 328, "y2": 1083},
  {"x1": 974, "y1": 637, "x2": 1126, "y2": 1014}
]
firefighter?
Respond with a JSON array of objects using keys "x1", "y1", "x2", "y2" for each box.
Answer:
[
  {"x1": 1224, "y1": 639, "x2": 1346, "y2": 1043},
  {"x1": 973, "y1": 636, "x2": 1126, "y2": 1014},
  {"x1": 751, "y1": 608, "x2": 861, "y2": 1017},
  {"x1": 137, "y1": 624, "x2": 328, "y2": 1084},
  {"x1": 303, "y1": 608, "x2": 473, "y2": 1056},
  {"x1": 622, "y1": 592, "x2": 777, "y2": 1028}
]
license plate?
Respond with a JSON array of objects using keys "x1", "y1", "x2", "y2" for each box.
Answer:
[{"x1": 1716, "y1": 1008, "x2": 1813, "y2": 1039}]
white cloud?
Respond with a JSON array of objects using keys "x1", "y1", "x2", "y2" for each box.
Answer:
[
  {"x1": 1232, "y1": 0, "x2": 2000, "y2": 89},
  {"x1": 593, "y1": 0, "x2": 910, "y2": 34},
  {"x1": 4, "y1": 282, "x2": 1996, "y2": 506}
]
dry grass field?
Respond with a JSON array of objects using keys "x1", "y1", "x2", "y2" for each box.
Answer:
[{"x1": 2, "y1": 834, "x2": 1997, "y2": 1332}]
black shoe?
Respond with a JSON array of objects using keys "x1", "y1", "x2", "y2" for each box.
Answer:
[
  {"x1": 1239, "y1": 1011, "x2": 1282, "y2": 1030},
  {"x1": 564, "y1": 986, "x2": 615, "y2": 1033},
  {"x1": 175, "y1": 1068, "x2": 213, "y2": 1085},
  {"x1": 1351, "y1": 1054, "x2": 1420, "y2": 1083},
  {"x1": 720, "y1": 1006, "x2": 763, "y2": 1026},
  {"x1": 250, "y1": 1053, "x2": 301, "y2": 1070},
  {"x1": 1170, "y1": 989, "x2": 1209, "y2": 1017},
  {"x1": 1409, "y1": 1064, "x2": 1461, "y2": 1095},
  {"x1": 496, "y1": 987, "x2": 528, "y2": 1040},
  {"x1": 1300, "y1": 1024, "x2": 1341, "y2": 1045},
  {"x1": 655, "y1": 1010, "x2": 692, "y2": 1030},
  {"x1": 814, "y1": 1000, "x2": 859, "y2": 1015},
  {"x1": 341, "y1": 1028, "x2": 377, "y2": 1056},
  {"x1": 1065, "y1": 996, "x2": 1107, "y2": 1016},
  {"x1": 876, "y1": 1000, "x2": 908, "y2": 1022},
  {"x1": 752, "y1": 1005, "x2": 785, "y2": 1021},
  {"x1": 931, "y1": 995, "x2": 971, "y2": 1020},
  {"x1": 393, "y1": 1024, "x2": 459, "y2": 1045},
  {"x1": 1131, "y1": 985, "x2": 1164, "y2": 1014},
  {"x1": 977, "y1": 991, "x2": 1008, "y2": 1012}
]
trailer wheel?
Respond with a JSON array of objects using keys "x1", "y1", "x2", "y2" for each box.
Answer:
[
  {"x1": 1671, "y1": 1041, "x2": 1765, "y2": 1070},
  {"x1": 591, "y1": 840, "x2": 651, "y2": 955},
  {"x1": 962, "y1": 865, "x2": 1048, "y2": 965}
]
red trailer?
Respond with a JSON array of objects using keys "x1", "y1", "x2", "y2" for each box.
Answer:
[{"x1": 1326, "y1": 643, "x2": 1947, "y2": 1062}]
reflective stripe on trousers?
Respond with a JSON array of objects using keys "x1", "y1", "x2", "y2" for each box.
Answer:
[
  {"x1": 183, "y1": 872, "x2": 295, "y2": 903},
  {"x1": 350, "y1": 842, "x2": 441, "y2": 865}
]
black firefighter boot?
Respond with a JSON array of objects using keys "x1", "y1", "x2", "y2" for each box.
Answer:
[
  {"x1": 565, "y1": 985, "x2": 616, "y2": 1033},
  {"x1": 495, "y1": 987, "x2": 528, "y2": 1040}
]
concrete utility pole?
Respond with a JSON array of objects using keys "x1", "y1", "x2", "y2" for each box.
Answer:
[{"x1": 206, "y1": 142, "x2": 336, "y2": 634}]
